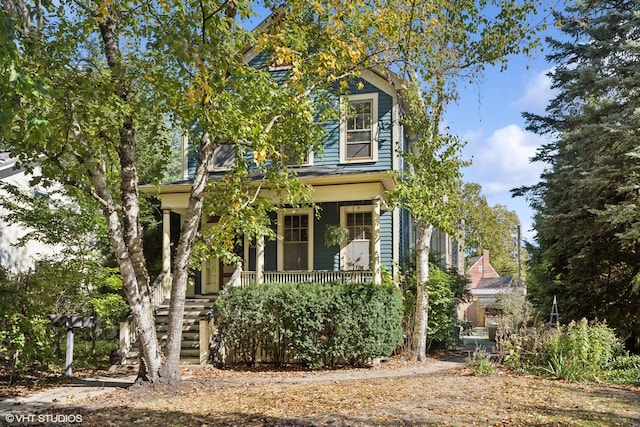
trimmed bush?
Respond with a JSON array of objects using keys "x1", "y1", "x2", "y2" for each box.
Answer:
[{"x1": 211, "y1": 281, "x2": 403, "y2": 369}]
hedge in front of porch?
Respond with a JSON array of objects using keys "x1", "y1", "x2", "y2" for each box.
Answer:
[{"x1": 210, "y1": 281, "x2": 403, "y2": 369}]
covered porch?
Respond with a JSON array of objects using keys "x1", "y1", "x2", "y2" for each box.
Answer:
[{"x1": 150, "y1": 172, "x2": 399, "y2": 297}]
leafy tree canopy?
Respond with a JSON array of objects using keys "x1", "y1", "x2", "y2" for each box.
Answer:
[{"x1": 461, "y1": 183, "x2": 523, "y2": 278}]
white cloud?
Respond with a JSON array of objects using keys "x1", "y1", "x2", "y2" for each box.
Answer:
[
  {"x1": 463, "y1": 125, "x2": 545, "y2": 242},
  {"x1": 466, "y1": 124, "x2": 546, "y2": 196},
  {"x1": 512, "y1": 68, "x2": 558, "y2": 113}
]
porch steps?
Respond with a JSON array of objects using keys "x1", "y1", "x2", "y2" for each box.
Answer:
[{"x1": 124, "y1": 298, "x2": 215, "y2": 366}]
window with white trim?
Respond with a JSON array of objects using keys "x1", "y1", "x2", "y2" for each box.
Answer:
[
  {"x1": 278, "y1": 209, "x2": 314, "y2": 271},
  {"x1": 340, "y1": 206, "x2": 373, "y2": 270},
  {"x1": 340, "y1": 93, "x2": 378, "y2": 163}
]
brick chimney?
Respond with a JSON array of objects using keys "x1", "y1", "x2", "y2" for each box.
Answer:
[{"x1": 482, "y1": 249, "x2": 490, "y2": 277}]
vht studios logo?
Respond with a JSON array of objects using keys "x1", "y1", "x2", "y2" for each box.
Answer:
[{"x1": 4, "y1": 413, "x2": 83, "y2": 424}]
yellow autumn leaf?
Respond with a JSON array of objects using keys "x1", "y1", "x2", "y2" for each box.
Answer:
[{"x1": 253, "y1": 148, "x2": 267, "y2": 165}]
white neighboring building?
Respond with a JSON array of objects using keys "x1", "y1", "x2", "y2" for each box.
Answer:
[{"x1": 0, "y1": 153, "x2": 60, "y2": 273}]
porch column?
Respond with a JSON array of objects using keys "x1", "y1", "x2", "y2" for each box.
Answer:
[
  {"x1": 372, "y1": 197, "x2": 381, "y2": 285},
  {"x1": 162, "y1": 209, "x2": 172, "y2": 294},
  {"x1": 256, "y1": 235, "x2": 265, "y2": 284}
]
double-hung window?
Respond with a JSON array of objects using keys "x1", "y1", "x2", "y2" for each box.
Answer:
[
  {"x1": 340, "y1": 93, "x2": 378, "y2": 163},
  {"x1": 278, "y1": 208, "x2": 314, "y2": 271},
  {"x1": 340, "y1": 206, "x2": 373, "y2": 271}
]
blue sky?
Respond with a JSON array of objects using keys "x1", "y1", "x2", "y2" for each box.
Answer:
[
  {"x1": 446, "y1": 49, "x2": 558, "y2": 243},
  {"x1": 444, "y1": 3, "x2": 568, "y2": 244}
]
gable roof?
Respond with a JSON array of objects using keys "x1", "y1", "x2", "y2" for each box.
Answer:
[
  {"x1": 0, "y1": 153, "x2": 21, "y2": 180},
  {"x1": 476, "y1": 276, "x2": 516, "y2": 290}
]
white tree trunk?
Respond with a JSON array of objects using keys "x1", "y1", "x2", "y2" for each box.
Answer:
[
  {"x1": 85, "y1": 158, "x2": 162, "y2": 382},
  {"x1": 412, "y1": 223, "x2": 433, "y2": 361},
  {"x1": 162, "y1": 131, "x2": 216, "y2": 383},
  {"x1": 96, "y1": 8, "x2": 163, "y2": 383}
]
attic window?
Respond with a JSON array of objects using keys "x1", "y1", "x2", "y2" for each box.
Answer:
[
  {"x1": 209, "y1": 144, "x2": 235, "y2": 171},
  {"x1": 340, "y1": 93, "x2": 378, "y2": 163}
]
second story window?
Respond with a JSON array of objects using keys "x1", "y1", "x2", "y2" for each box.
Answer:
[{"x1": 340, "y1": 93, "x2": 378, "y2": 163}]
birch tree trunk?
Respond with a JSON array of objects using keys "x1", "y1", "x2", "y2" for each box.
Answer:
[
  {"x1": 97, "y1": 4, "x2": 163, "y2": 383},
  {"x1": 412, "y1": 223, "x2": 433, "y2": 361},
  {"x1": 161, "y1": 132, "x2": 216, "y2": 383},
  {"x1": 84, "y1": 154, "x2": 162, "y2": 382}
]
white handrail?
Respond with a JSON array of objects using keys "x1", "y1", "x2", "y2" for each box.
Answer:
[{"x1": 239, "y1": 270, "x2": 373, "y2": 286}]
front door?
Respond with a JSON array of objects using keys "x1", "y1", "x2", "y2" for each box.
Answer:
[{"x1": 200, "y1": 258, "x2": 232, "y2": 294}]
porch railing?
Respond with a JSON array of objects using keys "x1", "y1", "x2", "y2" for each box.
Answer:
[
  {"x1": 119, "y1": 315, "x2": 137, "y2": 359},
  {"x1": 238, "y1": 270, "x2": 374, "y2": 286},
  {"x1": 150, "y1": 271, "x2": 170, "y2": 309},
  {"x1": 119, "y1": 271, "x2": 171, "y2": 362}
]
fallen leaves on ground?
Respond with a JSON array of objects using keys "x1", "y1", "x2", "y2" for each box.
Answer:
[{"x1": 39, "y1": 361, "x2": 640, "y2": 427}]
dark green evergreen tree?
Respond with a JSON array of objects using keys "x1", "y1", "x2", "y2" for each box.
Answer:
[{"x1": 515, "y1": 0, "x2": 640, "y2": 348}]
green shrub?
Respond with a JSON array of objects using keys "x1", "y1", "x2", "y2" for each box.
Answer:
[
  {"x1": 211, "y1": 281, "x2": 403, "y2": 369},
  {"x1": 0, "y1": 279, "x2": 55, "y2": 377},
  {"x1": 400, "y1": 252, "x2": 467, "y2": 351},
  {"x1": 466, "y1": 348, "x2": 495, "y2": 375},
  {"x1": 541, "y1": 352, "x2": 586, "y2": 381},
  {"x1": 498, "y1": 319, "x2": 627, "y2": 383},
  {"x1": 542, "y1": 319, "x2": 623, "y2": 380},
  {"x1": 604, "y1": 355, "x2": 640, "y2": 386}
]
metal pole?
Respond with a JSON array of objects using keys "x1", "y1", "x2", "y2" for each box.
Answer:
[
  {"x1": 65, "y1": 327, "x2": 74, "y2": 377},
  {"x1": 517, "y1": 224, "x2": 522, "y2": 286}
]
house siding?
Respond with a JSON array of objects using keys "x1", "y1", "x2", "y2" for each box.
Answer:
[
  {"x1": 247, "y1": 202, "x2": 394, "y2": 275},
  {"x1": 398, "y1": 208, "x2": 411, "y2": 266},
  {"x1": 264, "y1": 212, "x2": 278, "y2": 271},
  {"x1": 380, "y1": 209, "x2": 393, "y2": 273},
  {"x1": 314, "y1": 203, "x2": 341, "y2": 270},
  {"x1": 248, "y1": 50, "x2": 269, "y2": 69},
  {"x1": 187, "y1": 79, "x2": 395, "y2": 179}
]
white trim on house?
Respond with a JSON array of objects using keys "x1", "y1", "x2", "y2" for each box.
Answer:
[
  {"x1": 148, "y1": 177, "x2": 392, "y2": 211},
  {"x1": 339, "y1": 93, "x2": 379, "y2": 164},
  {"x1": 360, "y1": 69, "x2": 400, "y2": 97},
  {"x1": 392, "y1": 206, "x2": 399, "y2": 282},
  {"x1": 392, "y1": 96, "x2": 401, "y2": 172},
  {"x1": 181, "y1": 132, "x2": 189, "y2": 180}
]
